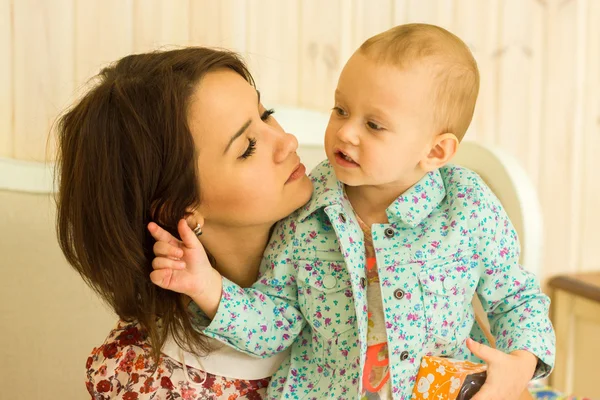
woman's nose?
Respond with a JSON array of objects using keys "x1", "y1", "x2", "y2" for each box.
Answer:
[{"x1": 274, "y1": 131, "x2": 299, "y2": 163}]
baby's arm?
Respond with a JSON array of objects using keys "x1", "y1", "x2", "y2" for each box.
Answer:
[
  {"x1": 149, "y1": 218, "x2": 304, "y2": 357},
  {"x1": 201, "y1": 217, "x2": 305, "y2": 356},
  {"x1": 474, "y1": 196, "x2": 555, "y2": 378}
]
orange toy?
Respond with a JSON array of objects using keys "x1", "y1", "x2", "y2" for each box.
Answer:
[{"x1": 412, "y1": 356, "x2": 487, "y2": 400}]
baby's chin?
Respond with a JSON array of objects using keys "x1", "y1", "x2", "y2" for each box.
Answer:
[{"x1": 332, "y1": 168, "x2": 366, "y2": 187}]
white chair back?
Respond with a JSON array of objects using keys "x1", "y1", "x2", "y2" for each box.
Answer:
[{"x1": 453, "y1": 141, "x2": 543, "y2": 276}]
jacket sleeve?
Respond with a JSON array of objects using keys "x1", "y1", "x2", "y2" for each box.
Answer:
[
  {"x1": 475, "y1": 192, "x2": 555, "y2": 378},
  {"x1": 197, "y1": 216, "x2": 305, "y2": 357}
]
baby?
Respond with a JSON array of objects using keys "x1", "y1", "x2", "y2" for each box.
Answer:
[{"x1": 151, "y1": 23, "x2": 555, "y2": 400}]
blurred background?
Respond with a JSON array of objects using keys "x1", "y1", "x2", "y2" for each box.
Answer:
[{"x1": 0, "y1": 1, "x2": 599, "y2": 399}]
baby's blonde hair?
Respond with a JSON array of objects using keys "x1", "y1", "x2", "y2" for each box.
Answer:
[{"x1": 360, "y1": 23, "x2": 479, "y2": 140}]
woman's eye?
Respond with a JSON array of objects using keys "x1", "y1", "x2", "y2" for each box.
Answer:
[
  {"x1": 332, "y1": 106, "x2": 347, "y2": 117},
  {"x1": 240, "y1": 137, "x2": 257, "y2": 159},
  {"x1": 367, "y1": 121, "x2": 384, "y2": 131},
  {"x1": 261, "y1": 109, "x2": 275, "y2": 121}
]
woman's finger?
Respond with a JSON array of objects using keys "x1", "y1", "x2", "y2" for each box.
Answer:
[
  {"x1": 466, "y1": 338, "x2": 501, "y2": 364},
  {"x1": 153, "y1": 241, "x2": 184, "y2": 259},
  {"x1": 152, "y1": 257, "x2": 186, "y2": 271},
  {"x1": 470, "y1": 383, "x2": 495, "y2": 400}
]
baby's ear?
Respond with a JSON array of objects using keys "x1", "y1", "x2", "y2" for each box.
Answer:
[{"x1": 419, "y1": 133, "x2": 458, "y2": 172}]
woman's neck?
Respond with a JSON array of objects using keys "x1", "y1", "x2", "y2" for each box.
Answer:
[{"x1": 199, "y1": 223, "x2": 272, "y2": 288}]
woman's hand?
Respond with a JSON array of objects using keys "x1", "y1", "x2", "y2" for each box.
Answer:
[
  {"x1": 467, "y1": 338, "x2": 537, "y2": 400},
  {"x1": 148, "y1": 219, "x2": 222, "y2": 318}
]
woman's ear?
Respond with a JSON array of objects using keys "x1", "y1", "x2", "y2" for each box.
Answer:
[
  {"x1": 419, "y1": 133, "x2": 459, "y2": 172},
  {"x1": 184, "y1": 209, "x2": 205, "y2": 231}
]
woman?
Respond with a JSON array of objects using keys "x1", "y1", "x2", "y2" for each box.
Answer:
[{"x1": 55, "y1": 47, "x2": 313, "y2": 399}]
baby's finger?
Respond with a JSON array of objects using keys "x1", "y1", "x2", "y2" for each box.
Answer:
[
  {"x1": 148, "y1": 222, "x2": 182, "y2": 247},
  {"x1": 152, "y1": 257, "x2": 186, "y2": 271},
  {"x1": 150, "y1": 269, "x2": 194, "y2": 295},
  {"x1": 150, "y1": 269, "x2": 178, "y2": 291},
  {"x1": 153, "y1": 241, "x2": 184, "y2": 259},
  {"x1": 178, "y1": 219, "x2": 201, "y2": 249}
]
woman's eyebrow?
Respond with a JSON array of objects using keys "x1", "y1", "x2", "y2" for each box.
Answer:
[
  {"x1": 223, "y1": 89, "x2": 261, "y2": 154},
  {"x1": 224, "y1": 119, "x2": 251, "y2": 154}
]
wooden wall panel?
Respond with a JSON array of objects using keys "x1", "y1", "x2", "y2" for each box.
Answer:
[
  {"x1": 578, "y1": 0, "x2": 600, "y2": 272},
  {"x1": 74, "y1": 0, "x2": 134, "y2": 85},
  {"x1": 1, "y1": 0, "x2": 598, "y2": 277},
  {"x1": 189, "y1": 0, "x2": 247, "y2": 51},
  {"x1": 352, "y1": 0, "x2": 394, "y2": 49},
  {"x1": 538, "y1": 0, "x2": 579, "y2": 277},
  {"x1": 452, "y1": 0, "x2": 484, "y2": 142},
  {"x1": 495, "y1": 0, "x2": 534, "y2": 167},
  {"x1": 0, "y1": 0, "x2": 12, "y2": 158},
  {"x1": 132, "y1": 0, "x2": 190, "y2": 53},
  {"x1": 298, "y1": 0, "x2": 353, "y2": 110},
  {"x1": 245, "y1": 0, "x2": 300, "y2": 106},
  {"x1": 189, "y1": 0, "x2": 221, "y2": 46},
  {"x1": 13, "y1": 0, "x2": 75, "y2": 161}
]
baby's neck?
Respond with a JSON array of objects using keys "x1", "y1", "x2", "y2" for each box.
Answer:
[
  {"x1": 345, "y1": 178, "x2": 420, "y2": 227},
  {"x1": 200, "y1": 223, "x2": 272, "y2": 288}
]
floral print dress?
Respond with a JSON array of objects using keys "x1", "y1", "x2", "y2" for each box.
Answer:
[{"x1": 86, "y1": 320, "x2": 270, "y2": 399}]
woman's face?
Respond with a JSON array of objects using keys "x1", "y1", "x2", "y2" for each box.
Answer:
[{"x1": 188, "y1": 69, "x2": 313, "y2": 230}]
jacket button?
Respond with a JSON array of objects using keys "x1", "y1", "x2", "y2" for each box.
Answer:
[
  {"x1": 360, "y1": 277, "x2": 366, "y2": 289},
  {"x1": 322, "y1": 275, "x2": 337, "y2": 289},
  {"x1": 339, "y1": 213, "x2": 347, "y2": 223},
  {"x1": 400, "y1": 351, "x2": 409, "y2": 361},
  {"x1": 384, "y1": 228, "x2": 395, "y2": 238},
  {"x1": 393, "y1": 289, "x2": 405, "y2": 300}
]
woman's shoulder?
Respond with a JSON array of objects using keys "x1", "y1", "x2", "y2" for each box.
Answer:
[
  {"x1": 85, "y1": 320, "x2": 160, "y2": 398},
  {"x1": 86, "y1": 319, "x2": 269, "y2": 399}
]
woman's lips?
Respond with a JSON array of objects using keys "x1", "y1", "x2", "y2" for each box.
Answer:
[{"x1": 286, "y1": 163, "x2": 307, "y2": 183}]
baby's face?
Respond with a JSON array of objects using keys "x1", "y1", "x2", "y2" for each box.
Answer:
[{"x1": 324, "y1": 51, "x2": 438, "y2": 191}]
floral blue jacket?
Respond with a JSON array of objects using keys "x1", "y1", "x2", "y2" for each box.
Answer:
[{"x1": 199, "y1": 160, "x2": 555, "y2": 400}]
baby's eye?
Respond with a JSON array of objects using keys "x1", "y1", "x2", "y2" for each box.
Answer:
[
  {"x1": 367, "y1": 121, "x2": 384, "y2": 131},
  {"x1": 332, "y1": 106, "x2": 348, "y2": 117}
]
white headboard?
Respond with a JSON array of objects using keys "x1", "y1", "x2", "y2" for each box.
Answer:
[{"x1": 0, "y1": 157, "x2": 55, "y2": 194}]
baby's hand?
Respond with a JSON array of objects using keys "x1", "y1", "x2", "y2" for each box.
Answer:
[
  {"x1": 148, "y1": 220, "x2": 222, "y2": 316},
  {"x1": 467, "y1": 338, "x2": 537, "y2": 400}
]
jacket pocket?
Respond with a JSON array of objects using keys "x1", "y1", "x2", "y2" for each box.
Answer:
[
  {"x1": 297, "y1": 258, "x2": 356, "y2": 341},
  {"x1": 418, "y1": 261, "x2": 472, "y2": 355}
]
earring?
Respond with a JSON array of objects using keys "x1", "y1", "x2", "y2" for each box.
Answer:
[{"x1": 193, "y1": 224, "x2": 203, "y2": 237}]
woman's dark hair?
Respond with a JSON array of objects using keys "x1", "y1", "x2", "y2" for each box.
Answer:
[{"x1": 55, "y1": 47, "x2": 254, "y2": 361}]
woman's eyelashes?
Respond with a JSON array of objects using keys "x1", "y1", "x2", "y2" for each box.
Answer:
[
  {"x1": 240, "y1": 137, "x2": 257, "y2": 159},
  {"x1": 237, "y1": 109, "x2": 274, "y2": 160},
  {"x1": 261, "y1": 108, "x2": 275, "y2": 121}
]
